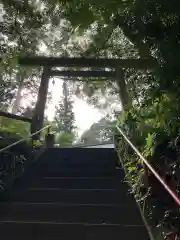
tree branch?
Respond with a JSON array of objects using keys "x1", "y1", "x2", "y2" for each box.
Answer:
[{"x1": 114, "y1": 15, "x2": 151, "y2": 58}]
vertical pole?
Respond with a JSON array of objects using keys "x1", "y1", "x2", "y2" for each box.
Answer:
[
  {"x1": 115, "y1": 67, "x2": 131, "y2": 111},
  {"x1": 31, "y1": 67, "x2": 51, "y2": 140}
]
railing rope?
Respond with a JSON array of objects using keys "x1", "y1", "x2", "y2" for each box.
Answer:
[
  {"x1": 0, "y1": 125, "x2": 51, "y2": 154},
  {"x1": 116, "y1": 125, "x2": 180, "y2": 207}
]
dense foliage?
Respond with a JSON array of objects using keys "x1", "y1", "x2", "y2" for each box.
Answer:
[
  {"x1": 0, "y1": 129, "x2": 34, "y2": 198},
  {"x1": 116, "y1": 103, "x2": 180, "y2": 239}
]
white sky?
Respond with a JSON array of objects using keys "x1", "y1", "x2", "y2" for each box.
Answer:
[{"x1": 46, "y1": 78, "x2": 104, "y2": 136}]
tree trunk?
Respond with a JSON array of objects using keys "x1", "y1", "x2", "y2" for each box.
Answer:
[
  {"x1": 12, "y1": 69, "x2": 26, "y2": 114},
  {"x1": 12, "y1": 84, "x2": 24, "y2": 114}
]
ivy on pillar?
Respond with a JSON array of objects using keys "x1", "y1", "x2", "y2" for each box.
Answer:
[{"x1": 31, "y1": 67, "x2": 51, "y2": 140}]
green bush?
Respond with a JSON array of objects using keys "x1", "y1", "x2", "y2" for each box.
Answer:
[
  {"x1": 0, "y1": 129, "x2": 34, "y2": 197},
  {"x1": 0, "y1": 116, "x2": 30, "y2": 138},
  {"x1": 115, "y1": 96, "x2": 180, "y2": 239}
]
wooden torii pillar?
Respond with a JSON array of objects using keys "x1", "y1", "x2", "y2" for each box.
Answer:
[
  {"x1": 19, "y1": 57, "x2": 158, "y2": 139},
  {"x1": 30, "y1": 67, "x2": 51, "y2": 140}
]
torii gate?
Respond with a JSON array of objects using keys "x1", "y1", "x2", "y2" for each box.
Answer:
[{"x1": 18, "y1": 56, "x2": 158, "y2": 139}]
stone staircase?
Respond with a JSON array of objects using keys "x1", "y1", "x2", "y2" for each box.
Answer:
[{"x1": 0, "y1": 148, "x2": 149, "y2": 239}]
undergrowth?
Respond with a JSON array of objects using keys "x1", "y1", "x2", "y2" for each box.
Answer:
[{"x1": 115, "y1": 100, "x2": 180, "y2": 240}]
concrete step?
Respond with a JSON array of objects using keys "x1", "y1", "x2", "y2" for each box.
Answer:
[
  {"x1": 0, "y1": 202, "x2": 144, "y2": 225},
  {"x1": 0, "y1": 221, "x2": 150, "y2": 240},
  {"x1": 35, "y1": 162, "x2": 117, "y2": 167},
  {"x1": 14, "y1": 177, "x2": 124, "y2": 189},
  {"x1": 29, "y1": 164, "x2": 115, "y2": 172},
  {"x1": 11, "y1": 188, "x2": 134, "y2": 205},
  {"x1": 39, "y1": 148, "x2": 118, "y2": 165},
  {"x1": 26, "y1": 168, "x2": 120, "y2": 177}
]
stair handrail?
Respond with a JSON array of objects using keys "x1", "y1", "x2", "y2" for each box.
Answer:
[
  {"x1": 0, "y1": 125, "x2": 51, "y2": 154},
  {"x1": 116, "y1": 125, "x2": 180, "y2": 207}
]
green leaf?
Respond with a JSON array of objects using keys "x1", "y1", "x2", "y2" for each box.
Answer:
[{"x1": 146, "y1": 133, "x2": 153, "y2": 149}]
